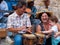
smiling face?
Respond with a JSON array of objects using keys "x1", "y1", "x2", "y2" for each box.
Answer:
[
  {"x1": 44, "y1": 0, "x2": 50, "y2": 6},
  {"x1": 41, "y1": 13, "x2": 49, "y2": 23}
]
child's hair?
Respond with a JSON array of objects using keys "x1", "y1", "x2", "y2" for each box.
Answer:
[{"x1": 49, "y1": 15, "x2": 58, "y2": 23}]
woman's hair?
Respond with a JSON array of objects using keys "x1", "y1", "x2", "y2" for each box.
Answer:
[
  {"x1": 49, "y1": 15, "x2": 58, "y2": 23},
  {"x1": 38, "y1": 12, "x2": 51, "y2": 21}
]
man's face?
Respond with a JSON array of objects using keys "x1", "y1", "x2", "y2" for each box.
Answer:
[
  {"x1": 44, "y1": 0, "x2": 50, "y2": 6},
  {"x1": 17, "y1": 5, "x2": 26, "y2": 15},
  {"x1": 30, "y1": 3, "x2": 34, "y2": 7}
]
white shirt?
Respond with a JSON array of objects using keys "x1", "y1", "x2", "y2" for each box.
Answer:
[
  {"x1": 51, "y1": 25, "x2": 60, "y2": 40},
  {"x1": 7, "y1": 12, "x2": 31, "y2": 33}
]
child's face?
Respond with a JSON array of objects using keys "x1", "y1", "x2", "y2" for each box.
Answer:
[{"x1": 49, "y1": 20, "x2": 54, "y2": 26}]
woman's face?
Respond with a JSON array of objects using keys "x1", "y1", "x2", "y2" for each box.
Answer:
[{"x1": 41, "y1": 13, "x2": 49, "y2": 23}]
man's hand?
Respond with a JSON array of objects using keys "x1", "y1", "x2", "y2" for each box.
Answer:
[
  {"x1": 17, "y1": 26, "x2": 26, "y2": 31},
  {"x1": 26, "y1": 27, "x2": 32, "y2": 34},
  {"x1": 26, "y1": 30, "x2": 32, "y2": 34}
]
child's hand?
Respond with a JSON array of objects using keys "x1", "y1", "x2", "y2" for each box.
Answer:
[
  {"x1": 42, "y1": 31, "x2": 46, "y2": 33},
  {"x1": 54, "y1": 33, "x2": 59, "y2": 38}
]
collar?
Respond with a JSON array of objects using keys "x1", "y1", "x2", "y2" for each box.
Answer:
[{"x1": 14, "y1": 11, "x2": 25, "y2": 18}]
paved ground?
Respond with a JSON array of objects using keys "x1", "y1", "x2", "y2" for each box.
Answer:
[{"x1": 0, "y1": 39, "x2": 11, "y2": 45}]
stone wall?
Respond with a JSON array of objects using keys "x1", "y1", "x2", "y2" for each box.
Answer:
[
  {"x1": 26, "y1": 0, "x2": 60, "y2": 21},
  {"x1": 34, "y1": 0, "x2": 60, "y2": 21}
]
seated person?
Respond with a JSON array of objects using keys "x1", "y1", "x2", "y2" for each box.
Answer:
[
  {"x1": 7, "y1": 1, "x2": 32, "y2": 45},
  {"x1": 42, "y1": 15, "x2": 60, "y2": 45},
  {"x1": 0, "y1": 0, "x2": 9, "y2": 24}
]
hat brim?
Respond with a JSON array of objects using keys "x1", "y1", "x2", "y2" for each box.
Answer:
[
  {"x1": 27, "y1": 0, "x2": 33, "y2": 2},
  {"x1": 36, "y1": 11, "x2": 53, "y2": 19},
  {"x1": 42, "y1": 0, "x2": 48, "y2": 2}
]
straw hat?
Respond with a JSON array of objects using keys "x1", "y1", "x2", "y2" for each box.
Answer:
[
  {"x1": 36, "y1": 9, "x2": 53, "y2": 19},
  {"x1": 42, "y1": 0, "x2": 50, "y2": 2},
  {"x1": 26, "y1": 0, "x2": 33, "y2": 2}
]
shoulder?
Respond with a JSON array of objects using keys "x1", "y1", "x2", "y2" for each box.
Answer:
[
  {"x1": 33, "y1": 6, "x2": 36, "y2": 8},
  {"x1": 51, "y1": 25, "x2": 58, "y2": 32},
  {"x1": 36, "y1": 25, "x2": 42, "y2": 32},
  {"x1": 51, "y1": 25, "x2": 57, "y2": 29},
  {"x1": 23, "y1": 13, "x2": 30, "y2": 18},
  {"x1": 37, "y1": 25, "x2": 41, "y2": 29},
  {"x1": 23, "y1": 13, "x2": 28, "y2": 16},
  {"x1": 33, "y1": 6, "x2": 37, "y2": 9},
  {"x1": 8, "y1": 12, "x2": 15, "y2": 19}
]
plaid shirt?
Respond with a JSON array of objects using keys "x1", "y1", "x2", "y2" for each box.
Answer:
[{"x1": 7, "y1": 12, "x2": 31, "y2": 28}]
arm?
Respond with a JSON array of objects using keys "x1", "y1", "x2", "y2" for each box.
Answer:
[
  {"x1": 26, "y1": 27, "x2": 32, "y2": 33},
  {"x1": 57, "y1": 23, "x2": 60, "y2": 31},
  {"x1": 7, "y1": 27, "x2": 26, "y2": 33},
  {"x1": 57, "y1": 32, "x2": 60, "y2": 36},
  {"x1": 36, "y1": 25, "x2": 42, "y2": 33},
  {"x1": 7, "y1": 16, "x2": 26, "y2": 33},
  {"x1": 42, "y1": 25, "x2": 58, "y2": 34},
  {"x1": 32, "y1": 6, "x2": 37, "y2": 18},
  {"x1": 26, "y1": 15, "x2": 32, "y2": 33},
  {"x1": 54, "y1": 32, "x2": 60, "y2": 38},
  {"x1": 42, "y1": 30, "x2": 53, "y2": 34}
]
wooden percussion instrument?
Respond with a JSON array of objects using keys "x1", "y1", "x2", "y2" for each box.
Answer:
[
  {"x1": 35, "y1": 33, "x2": 45, "y2": 45},
  {"x1": 23, "y1": 34, "x2": 36, "y2": 45},
  {"x1": 0, "y1": 28, "x2": 7, "y2": 38}
]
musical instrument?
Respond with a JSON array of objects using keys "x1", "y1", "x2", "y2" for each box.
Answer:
[
  {"x1": 35, "y1": 33, "x2": 45, "y2": 45},
  {"x1": 23, "y1": 34, "x2": 36, "y2": 45},
  {"x1": 0, "y1": 28, "x2": 7, "y2": 38}
]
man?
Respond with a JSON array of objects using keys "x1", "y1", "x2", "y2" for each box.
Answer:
[
  {"x1": 41, "y1": 0, "x2": 59, "y2": 19},
  {"x1": 7, "y1": 1, "x2": 31, "y2": 45},
  {"x1": 40, "y1": 0, "x2": 51, "y2": 11},
  {"x1": 27, "y1": 1, "x2": 40, "y2": 25},
  {"x1": 27, "y1": 1, "x2": 37, "y2": 24}
]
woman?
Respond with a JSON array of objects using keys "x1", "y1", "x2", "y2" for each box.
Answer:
[
  {"x1": 36, "y1": 9, "x2": 53, "y2": 45},
  {"x1": 42, "y1": 15, "x2": 60, "y2": 45}
]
